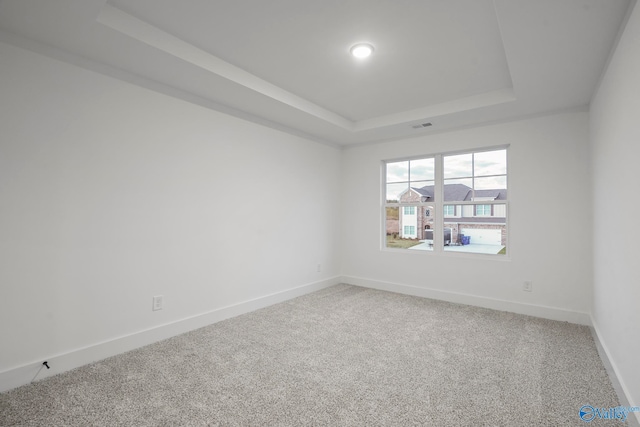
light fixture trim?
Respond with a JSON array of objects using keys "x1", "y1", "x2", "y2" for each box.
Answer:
[{"x1": 350, "y1": 43, "x2": 374, "y2": 59}]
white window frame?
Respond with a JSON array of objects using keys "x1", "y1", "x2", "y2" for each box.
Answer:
[{"x1": 383, "y1": 146, "x2": 508, "y2": 256}]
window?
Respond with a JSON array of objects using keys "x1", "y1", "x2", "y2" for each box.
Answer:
[
  {"x1": 385, "y1": 157, "x2": 435, "y2": 250},
  {"x1": 385, "y1": 157, "x2": 435, "y2": 203},
  {"x1": 384, "y1": 148, "x2": 507, "y2": 255},
  {"x1": 476, "y1": 205, "x2": 491, "y2": 216}
]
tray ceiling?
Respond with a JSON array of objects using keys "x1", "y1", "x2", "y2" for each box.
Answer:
[{"x1": 0, "y1": 0, "x2": 632, "y2": 145}]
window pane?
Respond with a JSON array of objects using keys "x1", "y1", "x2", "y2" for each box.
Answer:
[
  {"x1": 443, "y1": 178, "x2": 473, "y2": 201},
  {"x1": 385, "y1": 206, "x2": 427, "y2": 250},
  {"x1": 474, "y1": 150, "x2": 506, "y2": 177},
  {"x1": 444, "y1": 203, "x2": 506, "y2": 255},
  {"x1": 474, "y1": 176, "x2": 507, "y2": 192},
  {"x1": 386, "y1": 161, "x2": 408, "y2": 183},
  {"x1": 386, "y1": 183, "x2": 408, "y2": 202},
  {"x1": 409, "y1": 158, "x2": 434, "y2": 181},
  {"x1": 444, "y1": 153, "x2": 472, "y2": 179},
  {"x1": 410, "y1": 180, "x2": 435, "y2": 202}
]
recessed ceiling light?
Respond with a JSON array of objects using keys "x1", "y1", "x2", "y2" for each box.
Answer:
[{"x1": 350, "y1": 43, "x2": 374, "y2": 59}]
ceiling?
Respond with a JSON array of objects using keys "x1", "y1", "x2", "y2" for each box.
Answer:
[{"x1": 0, "y1": 0, "x2": 633, "y2": 146}]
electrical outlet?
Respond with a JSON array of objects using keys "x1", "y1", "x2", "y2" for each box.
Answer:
[
  {"x1": 523, "y1": 281, "x2": 533, "y2": 292},
  {"x1": 152, "y1": 295, "x2": 163, "y2": 311},
  {"x1": 317, "y1": 263, "x2": 322, "y2": 272}
]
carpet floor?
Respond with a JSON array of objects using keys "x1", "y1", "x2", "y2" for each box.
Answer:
[{"x1": 0, "y1": 284, "x2": 621, "y2": 426}]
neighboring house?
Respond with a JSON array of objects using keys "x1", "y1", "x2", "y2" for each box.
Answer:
[{"x1": 397, "y1": 184, "x2": 507, "y2": 245}]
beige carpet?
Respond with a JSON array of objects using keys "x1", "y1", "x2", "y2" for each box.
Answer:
[{"x1": 0, "y1": 285, "x2": 621, "y2": 426}]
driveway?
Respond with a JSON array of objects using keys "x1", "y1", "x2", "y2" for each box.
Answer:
[{"x1": 409, "y1": 242, "x2": 505, "y2": 255}]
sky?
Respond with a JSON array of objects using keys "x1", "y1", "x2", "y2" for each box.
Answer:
[{"x1": 386, "y1": 149, "x2": 507, "y2": 201}]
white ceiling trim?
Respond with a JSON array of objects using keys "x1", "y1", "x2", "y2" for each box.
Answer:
[
  {"x1": 97, "y1": 3, "x2": 517, "y2": 135},
  {"x1": 97, "y1": 3, "x2": 354, "y2": 131},
  {"x1": 354, "y1": 87, "x2": 516, "y2": 131}
]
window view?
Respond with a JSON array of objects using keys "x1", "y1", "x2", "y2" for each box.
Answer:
[
  {"x1": 385, "y1": 158, "x2": 436, "y2": 250},
  {"x1": 384, "y1": 148, "x2": 507, "y2": 255}
]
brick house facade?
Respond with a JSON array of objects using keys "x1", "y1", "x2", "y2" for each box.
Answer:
[{"x1": 395, "y1": 184, "x2": 506, "y2": 245}]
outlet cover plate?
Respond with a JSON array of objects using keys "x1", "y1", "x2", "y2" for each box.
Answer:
[{"x1": 152, "y1": 295, "x2": 163, "y2": 311}]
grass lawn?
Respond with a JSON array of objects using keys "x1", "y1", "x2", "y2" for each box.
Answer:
[
  {"x1": 498, "y1": 246, "x2": 507, "y2": 255},
  {"x1": 386, "y1": 235, "x2": 423, "y2": 249}
]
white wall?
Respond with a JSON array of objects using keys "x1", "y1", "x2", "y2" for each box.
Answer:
[
  {"x1": 0, "y1": 41, "x2": 341, "y2": 386},
  {"x1": 590, "y1": 2, "x2": 640, "y2": 410},
  {"x1": 341, "y1": 111, "x2": 593, "y2": 322}
]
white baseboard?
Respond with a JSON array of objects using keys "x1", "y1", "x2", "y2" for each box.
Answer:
[
  {"x1": 591, "y1": 318, "x2": 640, "y2": 426},
  {"x1": 0, "y1": 276, "x2": 340, "y2": 394},
  {"x1": 341, "y1": 275, "x2": 592, "y2": 325}
]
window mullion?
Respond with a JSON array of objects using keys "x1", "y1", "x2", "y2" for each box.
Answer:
[{"x1": 434, "y1": 154, "x2": 444, "y2": 252}]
